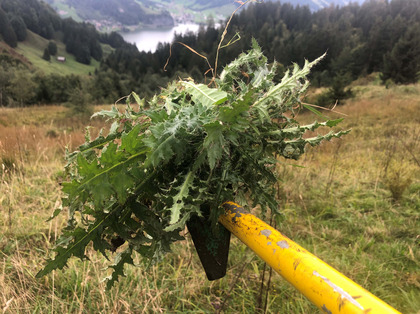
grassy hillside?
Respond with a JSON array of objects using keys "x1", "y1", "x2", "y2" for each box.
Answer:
[
  {"x1": 14, "y1": 31, "x2": 102, "y2": 76},
  {"x1": 44, "y1": 0, "x2": 82, "y2": 22},
  {"x1": 150, "y1": 0, "x2": 236, "y2": 23},
  {"x1": 0, "y1": 83, "x2": 419, "y2": 312}
]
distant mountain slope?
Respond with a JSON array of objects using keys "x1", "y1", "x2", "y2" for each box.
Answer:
[
  {"x1": 44, "y1": 0, "x2": 174, "y2": 30},
  {"x1": 190, "y1": 0, "x2": 363, "y2": 11},
  {"x1": 44, "y1": 0, "x2": 367, "y2": 30}
]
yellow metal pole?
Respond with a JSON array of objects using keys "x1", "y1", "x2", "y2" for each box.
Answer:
[{"x1": 219, "y1": 202, "x2": 401, "y2": 314}]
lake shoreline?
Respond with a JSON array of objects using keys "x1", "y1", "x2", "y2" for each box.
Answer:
[{"x1": 119, "y1": 23, "x2": 202, "y2": 53}]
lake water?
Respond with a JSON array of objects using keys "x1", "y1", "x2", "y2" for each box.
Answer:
[{"x1": 120, "y1": 23, "x2": 201, "y2": 52}]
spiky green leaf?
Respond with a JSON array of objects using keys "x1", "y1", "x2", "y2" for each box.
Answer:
[{"x1": 182, "y1": 81, "x2": 228, "y2": 107}]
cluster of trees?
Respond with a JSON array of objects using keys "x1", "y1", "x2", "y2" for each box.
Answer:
[
  {"x1": 0, "y1": 56, "x2": 82, "y2": 106},
  {"x1": 42, "y1": 41, "x2": 57, "y2": 61},
  {"x1": 62, "y1": 19, "x2": 103, "y2": 64},
  {"x1": 0, "y1": 0, "x2": 60, "y2": 46}
]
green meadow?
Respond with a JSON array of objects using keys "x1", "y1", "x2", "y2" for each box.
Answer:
[{"x1": 15, "y1": 30, "x2": 102, "y2": 76}]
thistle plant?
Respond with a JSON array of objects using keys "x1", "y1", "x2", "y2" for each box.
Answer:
[{"x1": 37, "y1": 41, "x2": 348, "y2": 288}]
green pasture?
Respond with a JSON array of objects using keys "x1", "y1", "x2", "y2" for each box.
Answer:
[{"x1": 15, "y1": 31, "x2": 100, "y2": 76}]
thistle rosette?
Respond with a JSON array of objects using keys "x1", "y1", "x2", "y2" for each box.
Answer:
[{"x1": 37, "y1": 42, "x2": 348, "y2": 288}]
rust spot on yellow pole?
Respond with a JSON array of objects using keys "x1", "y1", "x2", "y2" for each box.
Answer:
[{"x1": 219, "y1": 202, "x2": 401, "y2": 314}]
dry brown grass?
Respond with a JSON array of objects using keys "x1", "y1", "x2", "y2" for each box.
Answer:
[{"x1": 0, "y1": 106, "x2": 83, "y2": 163}]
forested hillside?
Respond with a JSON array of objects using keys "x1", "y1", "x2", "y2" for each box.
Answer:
[
  {"x1": 106, "y1": 0, "x2": 420, "y2": 100},
  {"x1": 0, "y1": 0, "x2": 121, "y2": 63},
  {"x1": 0, "y1": 0, "x2": 419, "y2": 107},
  {"x1": 0, "y1": 0, "x2": 134, "y2": 106}
]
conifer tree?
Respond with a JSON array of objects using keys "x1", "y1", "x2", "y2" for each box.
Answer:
[
  {"x1": 42, "y1": 47, "x2": 51, "y2": 61},
  {"x1": 382, "y1": 24, "x2": 420, "y2": 84},
  {"x1": 48, "y1": 41, "x2": 57, "y2": 56}
]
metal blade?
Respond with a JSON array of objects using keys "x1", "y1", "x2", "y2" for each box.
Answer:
[{"x1": 187, "y1": 214, "x2": 231, "y2": 281}]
